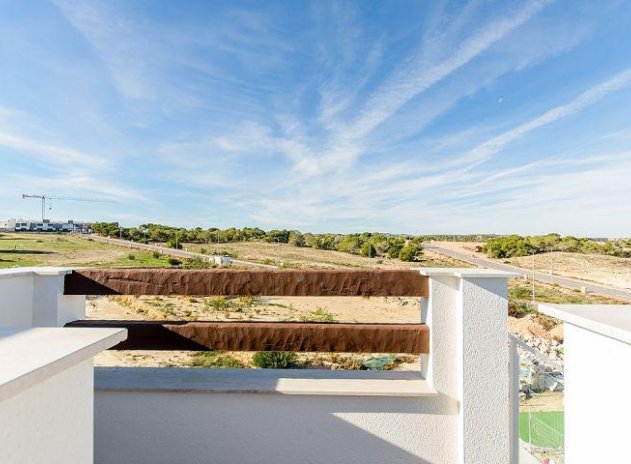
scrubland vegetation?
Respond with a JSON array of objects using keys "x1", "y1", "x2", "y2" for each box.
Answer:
[
  {"x1": 92, "y1": 222, "x2": 494, "y2": 262},
  {"x1": 483, "y1": 233, "x2": 631, "y2": 258}
]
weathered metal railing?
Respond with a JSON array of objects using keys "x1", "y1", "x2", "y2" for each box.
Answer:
[{"x1": 64, "y1": 269, "x2": 430, "y2": 354}]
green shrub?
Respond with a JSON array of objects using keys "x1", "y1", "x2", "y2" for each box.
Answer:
[
  {"x1": 183, "y1": 257, "x2": 210, "y2": 269},
  {"x1": 205, "y1": 296, "x2": 230, "y2": 312},
  {"x1": 234, "y1": 296, "x2": 258, "y2": 312},
  {"x1": 190, "y1": 351, "x2": 244, "y2": 368},
  {"x1": 152, "y1": 251, "x2": 160, "y2": 259},
  {"x1": 167, "y1": 257, "x2": 182, "y2": 266},
  {"x1": 252, "y1": 351, "x2": 297, "y2": 369},
  {"x1": 399, "y1": 244, "x2": 421, "y2": 261},
  {"x1": 360, "y1": 242, "x2": 377, "y2": 257},
  {"x1": 509, "y1": 301, "x2": 535, "y2": 318},
  {"x1": 166, "y1": 239, "x2": 182, "y2": 249},
  {"x1": 299, "y1": 307, "x2": 336, "y2": 322},
  {"x1": 483, "y1": 235, "x2": 534, "y2": 258},
  {"x1": 127, "y1": 253, "x2": 135, "y2": 260}
]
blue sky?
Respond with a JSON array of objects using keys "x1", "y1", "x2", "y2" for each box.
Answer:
[{"x1": 1, "y1": 0, "x2": 630, "y2": 235}]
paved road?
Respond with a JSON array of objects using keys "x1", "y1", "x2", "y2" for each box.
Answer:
[
  {"x1": 423, "y1": 243, "x2": 631, "y2": 303},
  {"x1": 86, "y1": 235, "x2": 277, "y2": 269}
]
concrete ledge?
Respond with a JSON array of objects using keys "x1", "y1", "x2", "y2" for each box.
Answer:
[
  {"x1": 0, "y1": 267, "x2": 74, "y2": 279},
  {"x1": 416, "y1": 268, "x2": 519, "y2": 278},
  {"x1": 96, "y1": 367, "x2": 436, "y2": 397},
  {"x1": 539, "y1": 304, "x2": 631, "y2": 344},
  {"x1": 0, "y1": 327, "x2": 127, "y2": 401}
]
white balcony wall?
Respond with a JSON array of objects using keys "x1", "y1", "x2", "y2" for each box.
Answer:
[
  {"x1": 0, "y1": 269, "x2": 124, "y2": 464},
  {"x1": 540, "y1": 304, "x2": 631, "y2": 463},
  {"x1": 0, "y1": 360, "x2": 94, "y2": 464},
  {"x1": 94, "y1": 269, "x2": 513, "y2": 464}
]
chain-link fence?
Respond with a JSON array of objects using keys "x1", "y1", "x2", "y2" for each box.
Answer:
[
  {"x1": 510, "y1": 334, "x2": 564, "y2": 464},
  {"x1": 521, "y1": 409, "x2": 564, "y2": 463}
]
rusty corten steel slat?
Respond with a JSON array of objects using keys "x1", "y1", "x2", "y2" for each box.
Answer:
[
  {"x1": 65, "y1": 320, "x2": 430, "y2": 354},
  {"x1": 63, "y1": 269, "x2": 429, "y2": 297}
]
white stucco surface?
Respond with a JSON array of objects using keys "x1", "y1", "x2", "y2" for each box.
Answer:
[
  {"x1": 0, "y1": 360, "x2": 94, "y2": 464},
  {"x1": 0, "y1": 267, "x2": 85, "y2": 328},
  {"x1": 0, "y1": 327, "x2": 126, "y2": 401},
  {"x1": 0, "y1": 268, "x2": 125, "y2": 464},
  {"x1": 540, "y1": 304, "x2": 631, "y2": 463},
  {"x1": 540, "y1": 303, "x2": 631, "y2": 344}
]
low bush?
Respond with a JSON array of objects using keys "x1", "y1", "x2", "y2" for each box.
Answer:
[
  {"x1": 205, "y1": 296, "x2": 230, "y2": 312},
  {"x1": 252, "y1": 351, "x2": 297, "y2": 369},
  {"x1": 190, "y1": 351, "x2": 244, "y2": 368},
  {"x1": 127, "y1": 253, "x2": 135, "y2": 260},
  {"x1": 299, "y1": 307, "x2": 336, "y2": 322},
  {"x1": 167, "y1": 257, "x2": 182, "y2": 266},
  {"x1": 398, "y1": 243, "x2": 421, "y2": 261}
]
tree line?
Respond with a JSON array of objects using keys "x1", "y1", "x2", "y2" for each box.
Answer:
[
  {"x1": 483, "y1": 233, "x2": 631, "y2": 258},
  {"x1": 91, "y1": 223, "x2": 494, "y2": 262}
]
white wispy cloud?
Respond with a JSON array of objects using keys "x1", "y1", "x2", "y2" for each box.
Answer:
[
  {"x1": 279, "y1": 0, "x2": 555, "y2": 180},
  {"x1": 346, "y1": 0, "x2": 553, "y2": 140},
  {"x1": 0, "y1": 131, "x2": 110, "y2": 169},
  {"x1": 453, "y1": 67, "x2": 631, "y2": 168}
]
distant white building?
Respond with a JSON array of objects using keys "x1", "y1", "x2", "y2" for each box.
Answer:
[
  {"x1": 7, "y1": 219, "x2": 90, "y2": 233},
  {"x1": 0, "y1": 219, "x2": 16, "y2": 231},
  {"x1": 211, "y1": 254, "x2": 233, "y2": 266}
]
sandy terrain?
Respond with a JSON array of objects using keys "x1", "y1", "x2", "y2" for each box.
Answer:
[
  {"x1": 509, "y1": 251, "x2": 631, "y2": 290},
  {"x1": 434, "y1": 241, "x2": 631, "y2": 290},
  {"x1": 521, "y1": 391, "x2": 564, "y2": 411},
  {"x1": 509, "y1": 314, "x2": 563, "y2": 342}
]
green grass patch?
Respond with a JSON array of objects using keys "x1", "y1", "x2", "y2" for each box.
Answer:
[
  {"x1": 519, "y1": 411, "x2": 564, "y2": 448},
  {"x1": 0, "y1": 233, "x2": 172, "y2": 268},
  {"x1": 94, "y1": 250, "x2": 170, "y2": 268},
  {"x1": 509, "y1": 279, "x2": 622, "y2": 317}
]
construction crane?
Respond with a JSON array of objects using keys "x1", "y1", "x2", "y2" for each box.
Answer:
[{"x1": 21, "y1": 194, "x2": 113, "y2": 221}]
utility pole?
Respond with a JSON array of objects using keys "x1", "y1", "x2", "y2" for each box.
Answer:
[{"x1": 531, "y1": 252, "x2": 536, "y2": 303}]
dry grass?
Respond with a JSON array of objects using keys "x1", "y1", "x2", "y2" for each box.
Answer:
[{"x1": 184, "y1": 240, "x2": 465, "y2": 269}]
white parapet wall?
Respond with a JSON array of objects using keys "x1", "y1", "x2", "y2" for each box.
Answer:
[
  {"x1": 0, "y1": 268, "x2": 126, "y2": 464},
  {"x1": 0, "y1": 267, "x2": 85, "y2": 327},
  {"x1": 0, "y1": 328, "x2": 126, "y2": 464},
  {"x1": 540, "y1": 304, "x2": 631, "y2": 463},
  {"x1": 94, "y1": 268, "x2": 514, "y2": 464}
]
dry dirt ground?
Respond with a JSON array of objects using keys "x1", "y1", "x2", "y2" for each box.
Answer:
[
  {"x1": 509, "y1": 314, "x2": 563, "y2": 342},
  {"x1": 186, "y1": 240, "x2": 464, "y2": 269},
  {"x1": 433, "y1": 241, "x2": 631, "y2": 290},
  {"x1": 521, "y1": 391, "x2": 564, "y2": 412},
  {"x1": 509, "y1": 251, "x2": 631, "y2": 290}
]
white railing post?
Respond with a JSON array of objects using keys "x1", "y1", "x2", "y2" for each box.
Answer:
[{"x1": 419, "y1": 269, "x2": 516, "y2": 464}]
